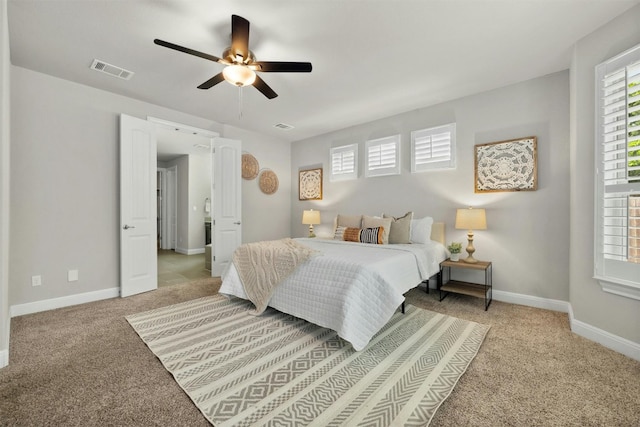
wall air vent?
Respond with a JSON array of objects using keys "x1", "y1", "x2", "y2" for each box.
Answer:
[
  {"x1": 273, "y1": 123, "x2": 294, "y2": 131},
  {"x1": 90, "y1": 59, "x2": 134, "y2": 80}
]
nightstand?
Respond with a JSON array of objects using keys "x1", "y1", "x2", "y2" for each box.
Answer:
[{"x1": 438, "y1": 259, "x2": 492, "y2": 310}]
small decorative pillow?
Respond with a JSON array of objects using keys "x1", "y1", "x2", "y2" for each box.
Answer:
[
  {"x1": 362, "y1": 215, "x2": 392, "y2": 244},
  {"x1": 334, "y1": 225, "x2": 347, "y2": 240},
  {"x1": 343, "y1": 227, "x2": 361, "y2": 242},
  {"x1": 360, "y1": 227, "x2": 384, "y2": 244}
]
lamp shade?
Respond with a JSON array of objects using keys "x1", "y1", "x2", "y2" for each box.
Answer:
[
  {"x1": 455, "y1": 207, "x2": 487, "y2": 230},
  {"x1": 302, "y1": 209, "x2": 321, "y2": 225}
]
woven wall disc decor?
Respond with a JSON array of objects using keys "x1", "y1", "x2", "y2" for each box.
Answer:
[
  {"x1": 242, "y1": 153, "x2": 259, "y2": 180},
  {"x1": 258, "y1": 169, "x2": 279, "y2": 195}
]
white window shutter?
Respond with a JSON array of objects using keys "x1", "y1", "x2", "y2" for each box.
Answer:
[
  {"x1": 595, "y1": 43, "x2": 640, "y2": 299},
  {"x1": 365, "y1": 135, "x2": 401, "y2": 177},
  {"x1": 330, "y1": 144, "x2": 358, "y2": 181},
  {"x1": 411, "y1": 123, "x2": 456, "y2": 172}
]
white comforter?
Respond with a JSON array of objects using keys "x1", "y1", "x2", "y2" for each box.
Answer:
[{"x1": 219, "y1": 238, "x2": 448, "y2": 351}]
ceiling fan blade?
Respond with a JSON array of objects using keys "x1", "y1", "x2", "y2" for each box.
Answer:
[
  {"x1": 197, "y1": 73, "x2": 225, "y2": 89},
  {"x1": 254, "y1": 61, "x2": 313, "y2": 73},
  {"x1": 231, "y1": 15, "x2": 250, "y2": 61},
  {"x1": 253, "y1": 75, "x2": 278, "y2": 99},
  {"x1": 154, "y1": 39, "x2": 222, "y2": 63}
]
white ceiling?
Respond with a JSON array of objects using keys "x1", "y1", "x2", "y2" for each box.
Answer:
[{"x1": 7, "y1": 0, "x2": 639, "y2": 143}]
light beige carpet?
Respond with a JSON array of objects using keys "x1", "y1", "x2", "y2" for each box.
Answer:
[{"x1": 126, "y1": 295, "x2": 490, "y2": 426}]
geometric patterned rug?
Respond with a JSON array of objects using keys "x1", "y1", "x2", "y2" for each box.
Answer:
[{"x1": 126, "y1": 295, "x2": 490, "y2": 426}]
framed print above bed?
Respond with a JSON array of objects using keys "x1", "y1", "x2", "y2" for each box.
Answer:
[
  {"x1": 474, "y1": 136, "x2": 537, "y2": 193},
  {"x1": 299, "y1": 167, "x2": 323, "y2": 200}
]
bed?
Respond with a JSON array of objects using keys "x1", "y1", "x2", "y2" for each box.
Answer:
[{"x1": 220, "y1": 218, "x2": 448, "y2": 351}]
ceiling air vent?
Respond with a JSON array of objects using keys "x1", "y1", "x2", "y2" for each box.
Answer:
[
  {"x1": 90, "y1": 59, "x2": 134, "y2": 80},
  {"x1": 273, "y1": 123, "x2": 294, "y2": 131}
]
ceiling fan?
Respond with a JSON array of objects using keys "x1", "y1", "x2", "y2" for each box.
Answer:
[{"x1": 154, "y1": 14, "x2": 312, "y2": 99}]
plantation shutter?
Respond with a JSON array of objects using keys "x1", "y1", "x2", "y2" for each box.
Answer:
[
  {"x1": 411, "y1": 123, "x2": 456, "y2": 172},
  {"x1": 330, "y1": 144, "x2": 358, "y2": 181},
  {"x1": 595, "y1": 43, "x2": 640, "y2": 298},
  {"x1": 365, "y1": 135, "x2": 401, "y2": 177}
]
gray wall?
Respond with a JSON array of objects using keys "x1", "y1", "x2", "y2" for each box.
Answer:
[
  {"x1": 188, "y1": 154, "x2": 211, "y2": 251},
  {"x1": 291, "y1": 71, "x2": 571, "y2": 301},
  {"x1": 9, "y1": 66, "x2": 290, "y2": 307},
  {"x1": 1, "y1": 0, "x2": 11, "y2": 366},
  {"x1": 223, "y1": 124, "x2": 292, "y2": 243},
  {"x1": 163, "y1": 155, "x2": 189, "y2": 253},
  {"x1": 570, "y1": 5, "x2": 640, "y2": 344}
]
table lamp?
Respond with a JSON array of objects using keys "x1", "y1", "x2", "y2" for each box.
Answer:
[
  {"x1": 302, "y1": 209, "x2": 321, "y2": 238},
  {"x1": 455, "y1": 207, "x2": 487, "y2": 263}
]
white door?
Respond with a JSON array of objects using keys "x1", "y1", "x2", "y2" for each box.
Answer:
[
  {"x1": 211, "y1": 137, "x2": 242, "y2": 276},
  {"x1": 120, "y1": 114, "x2": 158, "y2": 297}
]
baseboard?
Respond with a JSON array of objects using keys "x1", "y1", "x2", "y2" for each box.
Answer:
[
  {"x1": 10, "y1": 287, "x2": 120, "y2": 317},
  {"x1": 569, "y1": 308, "x2": 640, "y2": 362},
  {"x1": 175, "y1": 247, "x2": 205, "y2": 255},
  {"x1": 0, "y1": 349, "x2": 7, "y2": 369},
  {"x1": 492, "y1": 289, "x2": 571, "y2": 313}
]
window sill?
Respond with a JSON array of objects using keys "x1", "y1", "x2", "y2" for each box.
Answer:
[{"x1": 595, "y1": 275, "x2": 640, "y2": 301}]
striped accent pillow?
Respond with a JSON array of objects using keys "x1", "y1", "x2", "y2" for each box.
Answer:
[
  {"x1": 334, "y1": 226, "x2": 347, "y2": 240},
  {"x1": 360, "y1": 226, "x2": 384, "y2": 244}
]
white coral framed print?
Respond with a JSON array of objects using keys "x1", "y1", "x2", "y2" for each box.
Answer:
[
  {"x1": 299, "y1": 168, "x2": 323, "y2": 200},
  {"x1": 474, "y1": 136, "x2": 537, "y2": 193}
]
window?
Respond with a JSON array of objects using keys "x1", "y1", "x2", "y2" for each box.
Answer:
[
  {"x1": 595, "y1": 43, "x2": 640, "y2": 300},
  {"x1": 365, "y1": 135, "x2": 400, "y2": 177},
  {"x1": 330, "y1": 144, "x2": 358, "y2": 181},
  {"x1": 411, "y1": 123, "x2": 456, "y2": 172}
]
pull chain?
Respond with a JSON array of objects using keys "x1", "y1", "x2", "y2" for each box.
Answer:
[{"x1": 238, "y1": 86, "x2": 243, "y2": 119}]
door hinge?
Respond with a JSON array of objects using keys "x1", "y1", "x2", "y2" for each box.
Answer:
[{"x1": 213, "y1": 255, "x2": 216, "y2": 261}]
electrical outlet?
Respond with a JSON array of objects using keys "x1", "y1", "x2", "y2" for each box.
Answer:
[
  {"x1": 31, "y1": 275, "x2": 42, "y2": 287},
  {"x1": 68, "y1": 270, "x2": 79, "y2": 282}
]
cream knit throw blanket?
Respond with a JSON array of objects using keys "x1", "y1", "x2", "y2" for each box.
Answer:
[{"x1": 232, "y1": 238, "x2": 317, "y2": 315}]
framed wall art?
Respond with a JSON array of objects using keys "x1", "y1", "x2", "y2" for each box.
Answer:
[
  {"x1": 474, "y1": 136, "x2": 537, "y2": 193},
  {"x1": 299, "y1": 167, "x2": 323, "y2": 200}
]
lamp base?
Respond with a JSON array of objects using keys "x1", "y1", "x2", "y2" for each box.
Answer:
[{"x1": 464, "y1": 231, "x2": 478, "y2": 263}]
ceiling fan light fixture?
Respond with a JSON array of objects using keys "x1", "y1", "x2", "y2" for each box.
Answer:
[{"x1": 222, "y1": 64, "x2": 256, "y2": 87}]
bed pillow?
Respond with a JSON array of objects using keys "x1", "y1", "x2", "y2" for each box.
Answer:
[
  {"x1": 334, "y1": 225, "x2": 347, "y2": 240},
  {"x1": 337, "y1": 214, "x2": 363, "y2": 229},
  {"x1": 343, "y1": 227, "x2": 361, "y2": 242},
  {"x1": 359, "y1": 227, "x2": 384, "y2": 244},
  {"x1": 362, "y1": 215, "x2": 392, "y2": 244},
  {"x1": 410, "y1": 217, "x2": 434, "y2": 244},
  {"x1": 383, "y1": 212, "x2": 413, "y2": 244}
]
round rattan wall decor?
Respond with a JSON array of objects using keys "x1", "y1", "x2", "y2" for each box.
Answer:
[
  {"x1": 242, "y1": 152, "x2": 259, "y2": 180},
  {"x1": 258, "y1": 168, "x2": 279, "y2": 195}
]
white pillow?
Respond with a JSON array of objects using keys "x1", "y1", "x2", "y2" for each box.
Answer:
[
  {"x1": 334, "y1": 225, "x2": 347, "y2": 240},
  {"x1": 410, "y1": 217, "x2": 434, "y2": 244}
]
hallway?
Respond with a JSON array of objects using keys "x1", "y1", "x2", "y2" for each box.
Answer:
[{"x1": 157, "y1": 250, "x2": 211, "y2": 287}]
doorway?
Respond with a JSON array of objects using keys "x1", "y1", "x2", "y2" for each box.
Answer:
[{"x1": 154, "y1": 120, "x2": 216, "y2": 287}]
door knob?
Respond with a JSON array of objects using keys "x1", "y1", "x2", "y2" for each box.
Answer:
[
  {"x1": 233, "y1": 221, "x2": 241, "y2": 225},
  {"x1": 123, "y1": 224, "x2": 136, "y2": 230}
]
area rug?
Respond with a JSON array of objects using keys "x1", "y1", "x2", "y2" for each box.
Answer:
[{"x1": 126, "y1": 295, "x2": 490, "y2": 426}]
